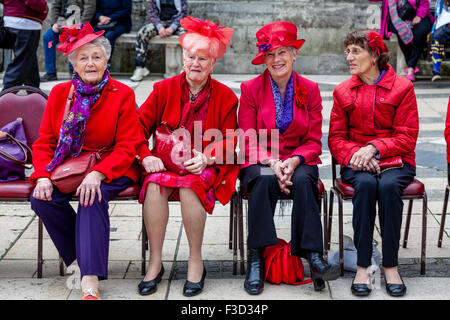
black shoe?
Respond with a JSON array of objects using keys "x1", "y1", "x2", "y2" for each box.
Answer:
[
  {"x1": 351, "y1": 276, "x2": 372, "y2": 297},
  {"x1": 313, "y1": 278, "x2": 326, "y2": 291},
  {"x1": 183, "y1": 265, "x2": 207, "y2": 297},
  {"x1": 384, "y1": 274, "x2": 407, "y2": 297},
  {"x1": 138, "y1": 264, "x2": 164, "y2": 295},
  {"x1": 306, "y1": 250, "x2": 340, "y2": 282},
  {"x1": 244, "y1": 248, "x2": 264, "y2": 295},
  {"x1": 40, "y1": 73, "x2": 57, "y2": 82}
]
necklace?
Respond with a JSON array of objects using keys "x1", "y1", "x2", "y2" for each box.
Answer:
[{"x1": 188, "y1": 85, "x2": 205, "y2": 102}]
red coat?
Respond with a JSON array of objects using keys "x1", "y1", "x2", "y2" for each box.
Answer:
[
  {"x1": 328, "y1": 65, "x2": 419, "y2": 168},
  {"x1": 238, "y1": 69, "x2": 323, "y2": 168},
  {"x1": 30, "y1": 78, "x2": 142, "y2": 185},
  {"x1": 445, "y1": 96, "x2": 450, "y2": 163},
  {"x1": 137, "y1": 73, "x2": 239, "y2": 205}
]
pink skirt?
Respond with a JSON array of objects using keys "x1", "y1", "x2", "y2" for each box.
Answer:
[{"x1": 139, "y1": 167, "x2": 217, "y2": 214}]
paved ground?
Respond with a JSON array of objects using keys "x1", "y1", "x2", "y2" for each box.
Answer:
[{"x1": 1, "y1": 72, "x2": 449, "y2": 301}]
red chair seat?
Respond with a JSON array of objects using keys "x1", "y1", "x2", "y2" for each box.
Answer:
[
  {"x1": 335, "y1": 178, "x2": 425, "y2": 198},
  {"x1": 0, "y1": 179, "x2": 33, "y2": 199},
  {"x1": 116, "y1": 184, "x2": 140, "y2": 198}
]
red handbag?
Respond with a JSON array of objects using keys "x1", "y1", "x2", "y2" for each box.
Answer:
[
  {"x1": 49, "y1": 85, "x2": 110, "y2": 193},
  {"x1": 379, "y1": 156, "x2": 403, "y2": 173},
  {"x1": 153, "y1": 121, "x2": 192, "y2": 176},
  {"x1": 263, "y1": 238, "x2": 313, "y2": 286}
]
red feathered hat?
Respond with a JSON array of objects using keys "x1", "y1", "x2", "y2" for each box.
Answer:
[
  {"x1": 179, "y1": 16, "x2": 234, "y2": 59},
  {"x1": 56, "y1": 23, "x2": 104, "y2": 56},
  {"x1": 252, "y1": 21, "x2": 305, "y2": 65}
]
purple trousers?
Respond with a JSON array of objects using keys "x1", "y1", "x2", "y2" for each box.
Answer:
[{"x1": 30, "y1": 176, "x2": 132, "y2": 280}]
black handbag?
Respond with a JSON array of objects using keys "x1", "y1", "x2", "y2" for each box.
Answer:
[
  {"x1": 95, "y1": 21, "x2": 118, "y2": 31},
  {"x1": 398, "y1": 1, "x2": 418, "y2": 21},
  {"x1": 0, "y1": 17, "x2": 15, "y2": 49}
]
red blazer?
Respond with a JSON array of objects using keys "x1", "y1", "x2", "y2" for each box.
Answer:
[
  {"x1": 137, "y1": 73, "x2": 239, "y2": 205},
  {"x1": 30, "y1": 78, "x2": 142, "y2": 185},
  {"x1": 445, "y1": 96, "x2": 450, "y2": 163},
  {"x1": 328, "y1": 65, "x2": 419, "y2": 168},
  {"x1": 238, "y1": 69, "x2": 323, "y2": 169}
]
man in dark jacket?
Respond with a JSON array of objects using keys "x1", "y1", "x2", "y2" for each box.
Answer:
[
  {"x1": 1, "y1": 0, "x2": 48, "y2": 90},
  {"x1": 92, "y1": 0, "x2": 132, "y2": 63},
  {"x1": 40, "y1": 0, "x2": 96, "y2": 82}
]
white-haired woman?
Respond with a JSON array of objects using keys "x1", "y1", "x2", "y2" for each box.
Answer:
[
  {"x1": 136, "y1": 16, "x2": 238, "y2": 297},
  {"x1": 30, "y1": 23, "x2": 142, "y2": 300}
]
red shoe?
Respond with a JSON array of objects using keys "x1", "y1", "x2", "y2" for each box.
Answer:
[{"x1": 81, "y1": 288, "x2": 100, "y2": 300}]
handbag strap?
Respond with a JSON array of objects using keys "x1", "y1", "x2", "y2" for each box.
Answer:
[
  {"x1": 0, "y1": 131, "x2": 33, "y2": 169},
  {"x1": 285, "y1": 242, "x2": 312, "y2": 286},
  {"x1": 64, "y1": 85, "x2": 75, "y2": 119}
]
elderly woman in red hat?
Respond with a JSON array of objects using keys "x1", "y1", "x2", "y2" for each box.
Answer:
[
  {"x1": 29, "y1": 23, "x2": 142, "y2": 300},
  {"x1": 136, "y1": 16, "x2": 239, "y2": 297},
  {"x1": 328, "y1": 30, "x2": 419, "y2": 297},
  {"x1": 238, "y1": 21, "x2": 340, "y2": 295}
]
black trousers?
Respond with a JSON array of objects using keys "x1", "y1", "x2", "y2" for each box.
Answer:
[
  {"x1": 388, "y1": 16, "x2": 432, "y2": 69},
  {"x1": 2, "y1": 28, "x2": 40, "y2": 91},
  {"x1": 341, "y1": 163, "x2": 415, "y2": 268},
  {"x1": 239, "y1": 164, "x2": 324, "y2": 258}
]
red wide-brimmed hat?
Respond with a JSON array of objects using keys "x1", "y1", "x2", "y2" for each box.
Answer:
[
  {"x1": 252, "y1": 21, "x2": 305, "y2": 65},
  {"x1": 56, "y1": 23, "x2": 104, "y2": 56}
]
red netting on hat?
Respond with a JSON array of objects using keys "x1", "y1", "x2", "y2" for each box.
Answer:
[{"x1": 179, "y1": 16, "x2": 234, "y2": 59}]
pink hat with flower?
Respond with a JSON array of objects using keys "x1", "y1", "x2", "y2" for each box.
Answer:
[{"x1": 56, "y1": 23, "x2": 104, "y2": 56}]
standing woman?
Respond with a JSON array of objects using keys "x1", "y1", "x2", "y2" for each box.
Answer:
[
  {"x1": 328, "y1": 30, "x2": 419, "y2": 297},
  {"x1": 238, "y1": 21, "x2": 339, "y2": 295},
  {"x1": 30, "y1": 23, "x2": 142, "y2": 300},
  {"x1": 136, "y1": 16, "x2": 239, "y2": 297},
  {"x1": 369, "y1": 0, "x2": 434, "y2": 81}
]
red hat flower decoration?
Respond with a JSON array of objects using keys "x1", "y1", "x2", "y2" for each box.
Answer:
[
  {"x1": 56, "y1": 23, "x2": 104, "y2": 56},
  {"x1": 367, "y1": 30, "x2": 388, "y2": 56}
]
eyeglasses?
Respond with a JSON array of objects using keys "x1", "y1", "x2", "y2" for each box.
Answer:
[{"x1": 344, "y1": 48, "x2": 363, "y2": 58}]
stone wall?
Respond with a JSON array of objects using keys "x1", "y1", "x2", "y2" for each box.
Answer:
[{"x1": 11, "y1": 0, "x2": 448, "y2": 75}]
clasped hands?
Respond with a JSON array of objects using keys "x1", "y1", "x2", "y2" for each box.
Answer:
[
  {"x1": 142, "y1": 149, "x2": 209, "y2": 175},
  {"x1": 268, "y1": 157, "x2": 301, "y2": 195},
  {"x1": 349, "y1": 144, "x2": 380, "y2": 174}
]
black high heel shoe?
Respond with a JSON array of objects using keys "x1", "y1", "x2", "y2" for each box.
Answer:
[
  {"x1": 307, "y1": 251, "x2": 340, "y2": 282},
  {"x1": 384, "y1": 274, "x2": 407, "y2": 297},
  {"x1": 138, "y1": 264, "x2": 165, "y2": 295},
  {"x1": 183, "y1": 264, "x2": 207, "y2": 297}
]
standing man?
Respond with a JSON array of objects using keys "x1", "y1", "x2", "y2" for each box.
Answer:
[
  {"x1": 1, "y1": 0, "x2": 48, "y2": 91},
  {"x1": 40, "y1": 0, "x2": 96, "y2": 82},
  {"x1": 130, "y1": 0, "x2": 188, "y2": 82}
]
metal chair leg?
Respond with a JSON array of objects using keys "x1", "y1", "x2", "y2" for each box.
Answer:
[
  {"x1": 238, "y1": 192, "x2": 246, "y2": 275},
  {"x1": 328, "y1": 190, "x2": 334, "y2": 251},
  {"x1": 323, "y1": 191, "x2": 328, "y2": 258},
  {"x1": 402, "y1": 200, "x2": 413, "y2": 248},
  {"x1": 141, "y1": 214, "x2": 147, "y2": 276},
  {"x1": 232, "y1": 192, "x2": 238, "y2": 275},
  {"x1": 438, "y1": 186, "x2": 449, "y2": 247},
  {"x1": 229, "y1": 193, "x2": 234, "y2": 250},
  {"x1": 37, "y1": 218, "x2": 43, "y2": 278},
  {"x1": 421, "y1": 192, "x2": 427, "y2": 275},
  {"x1": 338, "y1": 194, "x2": 344, "y2": 276}
]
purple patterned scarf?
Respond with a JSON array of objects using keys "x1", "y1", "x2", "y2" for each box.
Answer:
[
  {"x1": 46, "y1": 70, "x2": 110, "y2": 172},
  {"x1": 269, "y1": 73, "x2": 294, "y2": 134}
]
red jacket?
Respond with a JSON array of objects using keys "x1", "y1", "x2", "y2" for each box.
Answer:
[
  {"x1": 444, "y1": 96, "x2": 450, "y2": 163},
  {"x1": 137, "y1": 73, "x2": 239, "y2": 205},
  {"x1": 238, "y1": 69, "x2": 323, "y2": 168},
  {"x1": 328, "y1": 65, "x2": 419, "y2": 168},
  {"x1": 30, "y1": 79, "x2": 142, "y2": 185},
  {"x1": 1, "y1": 0, "x2": 48, "y2": 23}
]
